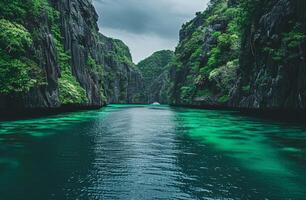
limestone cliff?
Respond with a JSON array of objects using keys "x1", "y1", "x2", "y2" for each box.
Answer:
[
  {"x1": 137, "y1": 50, "x2": 174, "y2": 103},
  {"x1": 0, "y1": 0, "x2": 144, "y2": 114},
  {"x1": 231, "y1": 0, "x2": 306, "y2": 110},
  {"x1": 169, "y1": 0, "x2": 306, "y2": 111}
]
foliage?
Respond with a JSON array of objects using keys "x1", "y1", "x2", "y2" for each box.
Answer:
[
  {"x1": 52, "y1": 25, "x2": 88, "y2": 104},
  {"x1": 0, "y1": 0, "x2": 109, "y2": 105},
  {"x1": 176, "y1": 29, "x2": 203, "y2": 62},
  {"x1": 32, "y1": 0, "x2": 59, "y2": 21},
  {"x1": 111, "y1": 39, "x2": 135, "y2": 66},
  {"x1": 0, "y1": 18, "x2": 45, "y2": 94},
  {"x1": 86, "y1": 55, "x2": 107, "y2": 103},
  {"x1": 283, "y1": 25, "x2": 306, "y2": 49},
  {"x1": 195, "y1": 89, "x2": 212, "y2": 98},
  {"x1": 0, "y1": 19, "x2": 32, "y2": 55},
  {"x1": 0, "y1": 52, "x2": 42, "y2": 94},
  {"x1": 0, "y1": 0, "x2": 28, "y2": 21},
  {"x1": 168, "y1": 0, "x2": 249, "y2": 105},
  {"x1": 58, "y1": 74, "x2": 88, "y2": 105},
  {"x1": 208, "y1": 59, "x2": 238, "y2": 93},
  {"x1": 138, "y1": 50, "x2": 174, "y2": 85},
  {"x1": 0, "y1": 0, "x2": 62, "y2": 96},
  {"x1": 0, "y1": 0, "x2": 58, "y2": 24},
  {"x1": 263, "y1": 47, "x2": 285, "y2": 62},
  {"x1": 242, "y1": 85, "x2": 251, "y2": 93},
  {"x1": 263, "y1": 24, "x2": 306, "y2": 62},
  {"x1": 180, "y1": 86, "x2": 196, "y2": 103},
  {"x1": 87, "y1": 55, "x2": 104, "y2": 76},
  {"x1": 218, "y1": 95, "x2": 230, "y2": 103}
]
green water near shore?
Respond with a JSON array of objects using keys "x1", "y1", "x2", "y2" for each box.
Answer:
[{"x1": 0, "y1": 105, "x2": 305, "y2": 199}]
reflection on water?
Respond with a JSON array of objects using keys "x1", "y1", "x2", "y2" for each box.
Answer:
[{"x1": 0, "y1": 105, "x2": 306, "y2": 199}]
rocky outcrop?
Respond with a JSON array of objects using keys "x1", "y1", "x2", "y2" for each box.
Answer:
[
  {"x1": 231, "y1": 0, "x2": 306, "y2": 110},
  {"x1": 55, "y1": 0, "x2": 144, "y2": 104},
  {"x1": 101, "y1": 37, "x2": 144, "y2": 104},
  {"x1": 147, "y1": 70, "x2": 170, "y2": 104},
  {"x1": 54, "y1": 0, "x2": 104, "y2": 107},
  {"x1": 169, "y1": 0, "x2": 306, "y2": 111},
  {"x1": 137, "y1": 50, "x2": 174, "y2": 103},
  {"x1": 0, "y1": 0, "x2": 144, "y2": 114},
  {"x1": 169, "y1": 0, "x2": 240, "y2": 106}
]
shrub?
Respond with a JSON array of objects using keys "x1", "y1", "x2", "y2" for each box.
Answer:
[
  {"x1": 58, "y1": 74, "x2": 87, "y2": 105},
  {"x1": 195, "y1": 89, "x2": 212, "y2": 98},
  {"x1": 180, "y1": 86, "x2": 196, "y2": 103},
  {"x1": 0, "y1": 19, "x2": 44, "y2": 94},
  {"x1": 0, "y1": 0, "x2": 27, "y2": 20},
  {"x1": 0, "y1": 56, "x2": 32, "y2": 94},
  {"x1": 242, "y1": 85, "x2": 251, "y2": 93},
  {"x1": 208, "y1": 59, "x2": 238, "y2": 93},
  {"x1": 207, "y1": 47, "x2": 221, "y2": 68},
  {"x1": 283, "y1": 24, "x2": 306, "y2": 49},
  {"x1": 0, "y1": 19, "x2": 32, "y2": 55},
  {"x1": 87, "y1": 55, "x2": 104, "y2": 77},
  {"x1": 218, "y1": 95, "x2": 230, "y2": 103},
  {"x1": 263, "y1": 47, "x2": 285, "y2": 62},
  {"x1": 52, "y1": 24, "x2": 88, "y2": 104}
]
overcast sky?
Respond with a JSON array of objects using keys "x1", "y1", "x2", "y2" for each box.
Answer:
[{"x1": 93, "y1": 0, "x2": 209, "y2": 63}]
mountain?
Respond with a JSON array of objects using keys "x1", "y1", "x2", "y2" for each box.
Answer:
[
  {"x1": 0, "y1": 0, "x2": 144, "y2": 114},
  {"x1": 2, "y1": 0, "x2": 306, "y2": 114},
  {"x1": 169, "y1": 0, "x2": 306, "y2": 111},
  {"x1": 137, "y1": 50, "x2": 174, "y2": 103}
]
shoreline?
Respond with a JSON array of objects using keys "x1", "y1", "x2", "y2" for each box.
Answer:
[
  {"x1": 0, "y1": 104, "x2": 104, "y2": 122},
  {"x1": 1, "y1": 103, "x2": 306, "y2": 123},
  {"x1": 170, "y1": 104, "x2": 306, "y2": 123}
]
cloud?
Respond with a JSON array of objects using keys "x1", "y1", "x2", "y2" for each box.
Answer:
[
  {"x1": 93, "y1": 0, "x2": 209, "y2": 62},
  {"x1": 103, "y1": 27, "x2": 178, "y2": 64}
]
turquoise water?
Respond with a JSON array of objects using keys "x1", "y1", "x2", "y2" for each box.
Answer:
[{"x1": 0, "y1": 105, "x2": 306, "y2": 199}]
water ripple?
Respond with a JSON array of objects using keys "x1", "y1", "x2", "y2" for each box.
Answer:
[{"x1": 0, "y1": 105, "x2": 306, "y2": 199}]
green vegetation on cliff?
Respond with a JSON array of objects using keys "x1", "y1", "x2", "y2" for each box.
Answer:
[
  {"x1": 52, "y1": 21, "x2": 88, "y2": 104},
  {"x1": 0, "y1": 1, "x2": 46, "y2": 95},
  {"x1": 2, "y1": 0, "x2": 305, "y2": 110},
  {"x1": 169, "y1": 0, "x2": 306, "y2": 109},
  {"x1": 170, "y1": 0, "x2": 242, "y2": 105},
  {"x1": 137, "y1": 50, "x2": 174, "y2": 103},
  {"x1": 138, "y1": 50, "x2": 174, "y2": 86},
  {"x1": 0, "y1": 0, "x2": 88, "y2": 105},
  {"x1": 0, "y1": 19, "x2": 38, "y2": 94},
  {"x1": 98, "y1": 35, "x2": 144, "y2": 104}
]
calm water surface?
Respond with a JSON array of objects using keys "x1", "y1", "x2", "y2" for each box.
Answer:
[{"x1": 0, "y1": 105, "x2": 306, "y2": 199}]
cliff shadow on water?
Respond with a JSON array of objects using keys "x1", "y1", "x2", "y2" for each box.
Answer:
[{"x1": 171, "y1": 103, "x2": 306, "y2": 123}]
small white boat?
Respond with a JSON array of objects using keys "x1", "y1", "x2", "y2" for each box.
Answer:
[{"x1": 152, "y1": 102, "x2": 161, "y2": 105}]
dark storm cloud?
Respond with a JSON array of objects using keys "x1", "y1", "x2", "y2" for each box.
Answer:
[
  {"x1": 93, "y1": 0, "x2": 208, "y2": 38},
  {"x1": 92, "y1": 0, "x2": 209, "y2": 62}
]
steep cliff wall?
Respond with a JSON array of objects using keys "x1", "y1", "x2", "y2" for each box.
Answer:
[
  {"x1": 0, "y1": 0, "x2": 143, "y2": 114},
  {"x1": 169, "y1": 0, "x2": 241, "y2": 107},
  {"x1": 137, "y1": 50, "x2": 174, "y2": 103},
  {"x1": 147, "y1": 70, "x2": 171, "y2": 104},
  {"x1": 231, "y1": 0, "x2": 306, "y2": 110},
  {"x1": 169, "y1": 0, "x2": 306, "y2": 111},
  {"x1": 99, "y1": 36, "x2": 144, "y2": 104}
]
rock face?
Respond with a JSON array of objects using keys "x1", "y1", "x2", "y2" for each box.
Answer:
[
  {"x1": 231, "y1": 0, "x2": 306, "y2": 110},
  {"x1": 169, "y1": 0, "x2": 240, "y2": 107},
  {"x1": 137, "y1": 50, "x2": 174, "y2": 104},
  {"x1": 0, "y1": 0, "x2": 144, "y2": 113},
  {"x1": 54, "y1": 0, "x2": 103, "y2": 107},
  {"x1": 82, "y1": 33, "x2": 144, "y2": 104},
  {"x1": 146, "y1": 71, "x2": 171, "y2": 104},
  {"x1": 169, "y1": 0, "x2": 306, "y2": 111}
]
